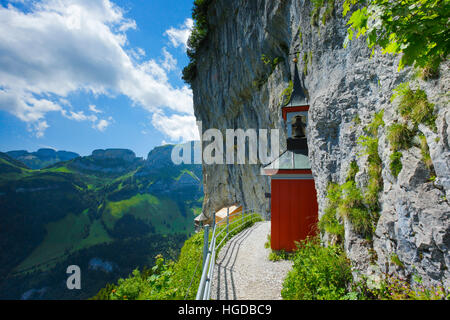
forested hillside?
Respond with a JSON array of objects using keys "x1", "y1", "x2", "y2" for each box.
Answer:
[{"x1": 0, "y1": 143, "x2": 203, "y2": 299}]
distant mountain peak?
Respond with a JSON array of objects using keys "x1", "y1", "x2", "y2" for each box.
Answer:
[
  {"x1": 6, "y1": 149, "x2": 80, "y2": 169},
  {"x1": 91, "y1": 149, "x2": 139, "y2": 162}
]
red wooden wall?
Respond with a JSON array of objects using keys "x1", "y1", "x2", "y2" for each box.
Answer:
[{"x1": 271, "y1": 178, "x2": 319, "y2": 252}]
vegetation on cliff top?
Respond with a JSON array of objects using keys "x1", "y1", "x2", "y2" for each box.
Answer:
[
  {"x1": 344, "y1": 0, "x2": 449, "y2": 72},
  {"x1": 182, "y1": 0, "x2": 212, "y2": 84}
]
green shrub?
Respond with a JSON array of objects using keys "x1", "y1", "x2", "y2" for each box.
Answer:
[
  {"x1": 387, "y1": 123, "x2": 414, "y2": 151},
  {"x1": 420, "y1": 56, "x2": 441, "y2": 80},
  {"x1": 281, "y1": 237, "x2": 352, "y2": 300},
  {"x1": 280, "y1": 80, "x2": 294, "y2": 106},
  {"x1": 357, "y1": 274, "x2": 450, "y2": 300},
  {"x1": 321, "y1": 150, "x2": 381, "y2": 241},
  {"x1": 182, "y1": 0, "x2": 212, "y2": 83},
  {"x1": 392, "y1": 83, "x2": 437, "y2": 132},
  {"x1": 358, "y1": 136, "x2": 381, "y2": 166},
  {"x1": 268, "y1": 250, "x2": 290, "y2": 262},
  {"x1": 339, "y1": 180, "x2": 373, "y2": 236},
  {"x1": 418, "y1": 134, "x2": 433, "y2": 171},
  {"x1": 93, "y1": 213, "x2": 263, "y2": 300},
  {"x1": 358, "y1": 110, "x2": 384, "y2": 214},
  {"x1": 347, "y1": 160, "x2": 359, "y2": 182},
  {"x1": 365, "y1": 109, "x2": 385, "y2": 137},
  {"x1": 389, "y1": 83, "x2": 436, "y2": 172},
  {"x1": 389, "y1": 151, "x2": 403, "y2": 178},
  {"x1": 318, "y1": 183, "x2": 344, "y2": 241},
  {"x1": 339, "y1": 180, "x2": 364, "y2": 217}
]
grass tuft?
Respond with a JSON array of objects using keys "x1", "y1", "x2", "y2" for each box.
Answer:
[{"x1": 389, "y1": 151, "x2": 403, "y2": 178}]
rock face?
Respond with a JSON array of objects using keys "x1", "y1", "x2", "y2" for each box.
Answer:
[{"x1": 191, "y1": 0, "x2": 449, "y2": 287}]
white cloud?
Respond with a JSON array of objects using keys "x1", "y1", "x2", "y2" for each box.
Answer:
[
  {"x1": 164, "y1": 18, "x2": 193, "y2": 49},
  {"x1": 88, "y1": 104, "x2": 102, "y2": 113},
  {"x1": 32, "y1": 120, "x2": 49, "y2": 138},
  {"x1": 0, "y1": 0, "x2": 194, "y2": 137},
  {"x1": 151, "y1": 112, "x2": 200, "y2": 143},
  {"x1": 160, "y1": 47, "x2": 177, "y2": 72},
  {"x1": 65, "y1": 110, "x2": 98, "y2": 122},
  {"x1": 94, "y1": 118, "x2": 110, "y2": 132},
  {"x1": 61, "y1": 107, "x2": 112, "y2": 132}
]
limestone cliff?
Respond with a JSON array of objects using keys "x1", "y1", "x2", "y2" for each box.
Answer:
[{"x1": 191, "y1": 0, "x2": 449, "y2": 287}]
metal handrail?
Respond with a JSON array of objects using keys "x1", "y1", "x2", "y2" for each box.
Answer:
[{"x1": 195, "y1": 207, "x2": 264, "y2": 300}]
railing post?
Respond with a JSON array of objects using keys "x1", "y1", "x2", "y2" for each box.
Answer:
[
  {"x1": 226, "y1": 206, "x2": 229, "y2": 234},
  {"x1": 202, "y1": 224, "x2": 210, "y2": 269}
]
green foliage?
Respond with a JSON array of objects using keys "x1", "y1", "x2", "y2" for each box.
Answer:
[
  {"x1": 318, "y1": 207, "x2": 344, "y2": 242},
  {"x1": 0, "y1": 144, "x2": 203, "y2": 299},
  {"x1": 388, "y1": 83, "x2": 437, "y2": 173},
  {"x1": 339, "y1": 179, "x2": 375, "y2": 236},
  {"x1": 320, "y1": 110, "x2": 385, "y2": 239},
  {"x1": 182, "y1": 62, "x2": 197, "y2": 84},
  {"x1": 298, "y1": 26, "x2": 303, "y2": 46},
  {"x1": 281, "y1": 237, "x2": 449, "y2": 300},
  {"x1": 280, "y1": 80, "x2": 294, "y2": 106},
  {"x1": 94, "y1": 232, "x2": 203, "y2": 300},
  {"x1": 392, "y1": 83, "x2": 437, "y2": 132},
  {"x1": 182, "y1": 0, "x2": 212, "y2": 83},
  {"x1": 264, "y1": 234, "x2": 271, "y2": 249},
  {"x1": 319, "y1": 183, "x2": 343, "y2": 240},
  {"x1": 365, "y1": 109, "x2": 385, "y2": 137},
  {"x1": 387, "y1": 123, "x2": 414, "y2": 151},
  {"x1": 347, "y1": 160, "x2": 359, "y2": 182},
  {"x1": 418, "y1": 134, "x2": 433, "y2": 171},
  {"x1": 354, "y1": 273, "x2": 450, "y2": 300},
  {"x1": 420, "y1": 55, "x2": 442, "y2": 80},
  {"x1": 358, "y1": 110, "x2": 384, "y2": 214},
  {"x1": 389, "y1": 151, "x2": 403, "y2": 178},
  {"x1": 320, "y1": 154, "x2": 380, "y2": 241},
  {"x1": 311, "y1": 0, "x2": 335, "y2": 26},
  {"x1": 93, "y1": 214, "x2": 263, "y2": 300},
  {"x1": 281, "y1": 237, "x2": 353, "y2": 300},
  {"x1": 390, "y1": 253, "x2": 405, "y2": 269},
  {"x1": 261, "y1": 54, "x2": 284, "y2": 74},
  {"x1": 302, "y1": 51, "x2": 312, "y2": 75},
  {"x1": 268, "y1": 250, "x2": 291, "y2": 262},
  {"x1": 91, "y1": 283, "x2": 116, "y2": 300},
  {"x1": 253, "y1": 54, "x2": 284, "y2": 89},
  {"x1": 343, "y1": 0, "x2": 449, "y2": 71}
]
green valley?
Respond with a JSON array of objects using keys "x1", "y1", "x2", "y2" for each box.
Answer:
[{"x1": 0, "y1": 143, "x2": 203, "y2": 299}]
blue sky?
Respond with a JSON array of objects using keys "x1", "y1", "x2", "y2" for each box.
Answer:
[{"x1": 0, "y1": 0, "x2": 197, "y2": 157}]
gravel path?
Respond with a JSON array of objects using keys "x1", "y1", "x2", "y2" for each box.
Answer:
[{"x1": 210, "y1": 221, "x2": 293, "y2": 300}]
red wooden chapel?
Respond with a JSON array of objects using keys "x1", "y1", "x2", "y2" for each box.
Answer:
[{"x1": 263, "y1": 64, "x2": 318, "y2": 252}]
